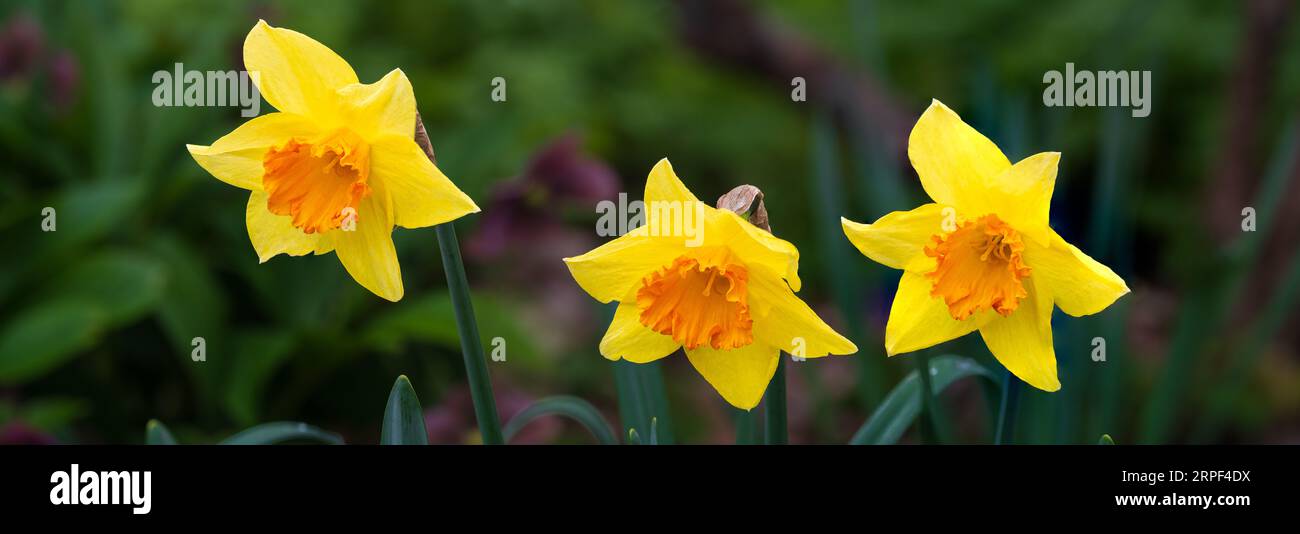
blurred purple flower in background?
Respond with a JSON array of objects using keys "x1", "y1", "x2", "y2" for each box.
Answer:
[
  {"x1": 467, "y1": 133, "x2": 619, "y2": 259},
  {"x1": 0, "y1": 421, "x2": 58, "y2": 445},
  {"x1": 467, "y1": 134, "x2": 622, "y2": 353},
  {"x1": 0, "y1": 11, "x2": 79, "y2": 113},
  {"x1": 46, "y1": 49, "x2": 78, "y2": 111},
  {"x1": 522, "y1": 133, "x2": 621, "y2": 206},
  {"x1": 424, "y1": 383, "x2": 560, "y2": 444},
  {"x1": 0, "y1": 12, "x2": 43, "y2": 81}
]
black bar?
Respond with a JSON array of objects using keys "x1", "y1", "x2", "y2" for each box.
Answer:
[{"x1": 1, "y1": 445, "x2": 1288, "y2": 521}]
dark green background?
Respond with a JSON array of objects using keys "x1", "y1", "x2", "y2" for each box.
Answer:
[{"x1": 1, "y1": 0, "x2": 1297, "y2": 444}]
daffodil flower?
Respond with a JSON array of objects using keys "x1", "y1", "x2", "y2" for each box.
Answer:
[
  {"x1": 187, "y1": 21, "x2": 478, "y2": 301},
  {"x1": 841, "y1": 99, "x2": 1128, "y2": 391},
  {"x1": 565, "y1": 159, "x2": 857, "y2": 409}
]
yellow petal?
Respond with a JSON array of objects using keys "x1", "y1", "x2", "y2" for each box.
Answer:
[
  {"x1": 841, "y1": 203, "x2": 947, "y2": 272},
  {"x1": 186, "y1": 112, "x2": 319, "y2": 190},
  {"x1": 599, "y1": 298, "x2": 681, "y2": 363},
  {"x1": 562, "y1": 230, "x2": 682, "y2": 304},
  {"x1": 313, "y1": 233, "x2": 335, "y2": 255},
  {"x1": 748, "y1": 266, "x2": 856, "y2": 357},
  {"x1": 337, "y1": 68, "x2": 417, "y2": 141},
  {"x1": 644, "y1": 158, "x2": 700, "y2": 206},
  {"x1": 978, "y1": 276, "x2": 1060, "y2": 391},
  {"x1": 637, "y1": 159, "x2": 804, "y2": 289},
  {"x1": 989, "y1": 152, "x2": 1058, "y2": 245},
  {"x1": 243, "y1": 20, "x2": 358, "y2": 120},
  {"x1": 884, "y1": 271, "x2": 992, "y2": 355},
  {"x1": 908, "y1": 99, "x2": 1010, "y2": 213},
  {"x1": 685, "y1": 342, "x2": 781, "y2": 410},
  {"x1": 245, "y1": 190, "x2": 331, "y2": 262},
  {"x1": 712, "y1": 209, "x2": 803, "y2": 291},
  {"x1": 1024, "y1": 229, "x2": 1129, "y2": 317},
  {"x1": 369, "y1": 135, "x2": 479, "y2": 229},
  {"x1": 332, "y1": 182, "x2": 403, "y2": 301}
]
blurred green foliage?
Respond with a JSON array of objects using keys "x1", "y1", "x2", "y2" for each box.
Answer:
[{"x1": 0, "y1": 0, "x2": 1297, "y2": 444}]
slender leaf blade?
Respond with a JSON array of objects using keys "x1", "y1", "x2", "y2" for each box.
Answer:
[
  {"x1": 145, "y1": 419, "x2": 177, "y2": 445},
  {"x1": 502, "y1": 395, "x2": 618, "y2": 445},
  {"x1": 850, "y1": 355, "x2": 995, "y2": 445},
  {"x1": 380, "y1": 375, "x2": 428, "y2": 445},
  {"x1": 0, "y1": 299, "x2": 105, "y2": 384},
  {"x1": 220, "y1": 422, "x2": 343, "y2": 445}
]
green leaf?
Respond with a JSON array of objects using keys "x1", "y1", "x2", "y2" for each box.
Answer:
[
  {"x1": 0, "y1": 299, "x2": 105, "y2": 384},
  {"x1": 361, "y1": 292, "x2": 458, "y2": 352},
  {"x1": 380, "y1": 375, "x2": 428, "y2": 445},
  {"x1": 361, "y1": 292, "x2": 541, "y2": 369},
  {"x1": 219, "y1": 422, "x2": 343, "y2": 445},
  {"x1": 849, "y1": 355, "x2": 996, "y2": 445},
  {"x1": 611, "y1": 357, "x2": 675, "y2": 444},
  {"x1": 223, "y1": 331, "x2": 296, "y2": 426},
  {"x1": 147, "y1": 234, "x2": 231, "y2": 413},
  {"x1": 37, "y1": 180, "x2": 144, "y2": 258},
  {"x1": 0, "y1": 251, "x2": 166, "y2": 384},
  {"x1": 811, "y1": 110, "x2": 886, "y2": 407},
  {"x1": 613, "y1": 358, "x2": 649, "y2": 440},
  {"x1": 44, "y1": 250, "x2": 167, "y2": 327},
  {"x1": 146, "y1": 419, "x2": 178, "y2": 445},
  {"x1": 148, "y1": 234, "x2": 228, "y2": 362},
  {"x1": 20, "y1": 398, "x2": 89, "y2": 431},
  {"x1": 1098, "y1": 434, "x2": 1115, "y2": 445},
  {"x1": 502, "y1": 395, "x2": 618, "y2": 445}
]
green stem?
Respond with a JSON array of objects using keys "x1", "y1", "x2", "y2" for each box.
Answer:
[
  {"x1": 764, "y1": 357, "x2": 788, "y2": 444},
  {"x1": 735, "y1": 408, "x2": 758, "y2": 444},
  {"x1": 994, "y1": 370, "x2": 1021, "y2": 445},
  {"x1": 916, "y1": 353, "x2": 935, "y2": 444},
  {"x1": 435, "y1": 223, "x2": 503, "y2": 445},
  {"x1": 612, "y1": 359, "x2": 649, "y2": 440}
]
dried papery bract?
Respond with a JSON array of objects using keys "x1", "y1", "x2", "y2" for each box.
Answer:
[
  {"x1": 413, "y1": 112, "x2": 504, "y2": 445},
  {"x1": 414, "y1": 111, "x2": 436, "y2": 164},
  {"x1": 717, "y1": 184, "x2": 770, "y2": 232}
]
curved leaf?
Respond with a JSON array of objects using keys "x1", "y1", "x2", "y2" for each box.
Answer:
[
  {"x1": 361, "y1": 292, "x2": 542, "y2": 368},
  {"x1": 219, "y1": 422, "x2": 343, "y2": 445},
  {"x1": 380, "y1": 375, "x2": 428, "y2": 445},
  {"x1": 1098, "y1": 434, "x2": 1115, "y2": 445},
  {"x1": 850, "y1": 355, "x2": 996, "y2": 445},
  {"x1": 223, "y1": 331, "x2": 296, "y2": 426},
  {"x1": 503, "y1": 395, "x2": 618, "y2": 445},
  {"x1": 0, "y1": 299, "x2": 105, "y2": 384},
  {"x1": 44, "y1": 250, "x2": 167, "y2": 327},
  {"x1": 145, "y1": 419, "x2": 177, "y2": 445},
  {"x1": 38, "y1": 180, "x2": 144, "y2": 259}
]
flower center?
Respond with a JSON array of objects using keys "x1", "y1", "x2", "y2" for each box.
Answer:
[
  {"x1": 636, "y1": 248, "x2": 754, "y2": 350},
  {"x1": 262, "y1": 128, "x2": 371, "y2": 234},
  {"x1": 925, "y1": 214, "x2": 1031, "y2": 320}
]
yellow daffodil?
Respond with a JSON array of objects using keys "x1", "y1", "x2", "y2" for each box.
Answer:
[
  {"x1": 186, "y1": 20, "x2": 478, "y2": 301},
  {"x1": 841, "y1": 100, "x2": 1128, "y2": 391},
  {"x1": 565, "y1": 159, "x2": 857, "y2": 409}
]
